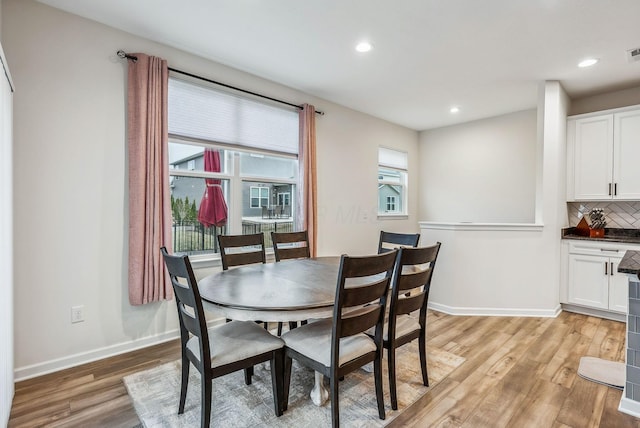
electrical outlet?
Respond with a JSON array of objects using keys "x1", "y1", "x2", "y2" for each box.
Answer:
[{"x1": 71, "y1": 305, "x2": 84, "y2": 323}]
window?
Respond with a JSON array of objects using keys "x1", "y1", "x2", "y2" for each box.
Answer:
[
  {"x1": 386, "y1": 196, "x2": 397, "y2": 212},
  {"x1": 378, "y1": 147, "x2": 407, "y2": 216},
  {"x1": 278, "y1": 192, "x2": 290, "y2": 207},
  {"x1": 168, "y1": 76, "x2": 299, "y2": 256},
  {"x1": 250, "y1": 186, "x2": 270, "y2": 208}
]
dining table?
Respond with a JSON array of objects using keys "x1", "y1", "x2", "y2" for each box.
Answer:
[{"x1": 197, "y1": 256, "x2": 343, "y2": 406}]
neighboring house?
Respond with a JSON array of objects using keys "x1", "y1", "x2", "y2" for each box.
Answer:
[
  {"x1": 170, "y1": 152, "x2": 294, "y2": 219},
  {"x1": 378, "y1": 184, "x2": 402, "y2": 214}
]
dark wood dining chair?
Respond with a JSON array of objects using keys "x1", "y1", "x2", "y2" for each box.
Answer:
[
  {"x1": 160, "y1": 247, "x2": 285, "y2": 427},
  {"x1": 218, "y1": 233, "x2": 268, "y2": 331},
  {"x1": 271, "y1": 230, "x2": 311, "y2": 334},
  {"x1": 378, "y1": 230, "x2": 421, "y2": 254},
  {"x1": 370, "y1": 242, "x2": 441, "y2": 410},
  {"x1": 271, "y1": 230, "x2": 310, "y2": 261},
  {"x1": 218, "y1": 233, "x2": 266, "y2": 270},
  {"x1": 281, "y1": 250, "x2": 399, "y2": 428}
]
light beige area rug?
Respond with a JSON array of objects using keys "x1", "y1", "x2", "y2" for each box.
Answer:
[
  {"x1": 124, "y1": 341, "x2": 465, "y2": 428},
  {"x1": 577, "y1": 356, "x2": 625, "y2": 390}
]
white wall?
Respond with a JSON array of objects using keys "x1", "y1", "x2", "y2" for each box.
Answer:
[
  {"x1": 419, "y1": 83, "x2": 569, "y2": 315},
  {"x1": 316, "y1": 105, "x2": 419, "y2": 256},
  {"x1": 3, "y1": 0, "x2": 419, "y2": 379},
  {"x1": 418, "y1": 109, "x2": 537, "y2": 223},
  {"x1": 570, "y1": 86, "x2": 640, "y2": 116}
]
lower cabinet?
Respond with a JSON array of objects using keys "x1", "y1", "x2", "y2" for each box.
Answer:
[
  {"x1": 562, "y1": 240, "x2": 638, "y2": 316},
  {"x1": 567, "y1": 253, "x2": 627, "y2": 313}
]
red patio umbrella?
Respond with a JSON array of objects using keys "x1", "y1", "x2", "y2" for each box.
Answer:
[{"x1": 198, "y1": 149, "x2": 228, "y2": 227}]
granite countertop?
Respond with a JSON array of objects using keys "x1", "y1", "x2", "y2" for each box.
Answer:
[
  {"x1": 562, "y1": 227, "x2": 640, "y2": 244},
  {"x1": 618, "y1": 250, "x2": 640, "y2": 275}
]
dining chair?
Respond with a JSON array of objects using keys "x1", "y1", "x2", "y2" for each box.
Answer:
[
  {"x1": 218, "y1": 233, "x2": 266, "y2": 270},
  {"x1": 218, "y1": 233, "x2": 269, "y2": 332},
  {"x1": 281, "y1": 250, "x2": 399, "y2": 428},
  {"x1": 271, "y1": 230, "x2": 310, "y2": 261},
  {"x1": 160, "y1": 247, "x2": 286, "y2": 427},
  {"x1": 370, "y1": 243, "x2": 441, "y2": 410},
  {"x1": 271, "y1": 230, "x2": 311, "y2": 335},
  {"x1": 377, "y1": 230, "x2": 421, "y2": 254}
]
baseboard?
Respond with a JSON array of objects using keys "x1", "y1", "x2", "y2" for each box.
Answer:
[
  {"x1": 14, "y1": 319, "x2": 223, "y2": 382},
  {"x1": 619, "y1": 395, "x2": 640, "y2": 418},
  {"x1": 560, "y1": 303, "x2": 626, "y2": 322},
  {"x1": 428, "y1": 302, "x2": 562, "y2": 318}
]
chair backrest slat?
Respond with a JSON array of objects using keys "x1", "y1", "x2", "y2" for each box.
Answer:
[
  {"x1": 340, "y1": 305, "x2": 382, "y2": 338},
  {"x1": 396, "y1": 294, "x2": 425, "y2": 315},
  {"x1": 397, "y1": 270, "x2": 431, "y2": 292},
  {"x1": 378, "y1": 231, "x2": 420, "y2": 254},
  {"x1": 218, "y1": 233, "x2": 266, "y2": 270},
  {"x1": 342, "y1": 279, "x2": 389, "y2": 307},
  {"x1": 271, "y1": 231, "x2": 310, "y2": 261}
]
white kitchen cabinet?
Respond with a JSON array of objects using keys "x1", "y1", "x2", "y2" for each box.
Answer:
[
  {"x1": 613, "y1": 109, "x2": 640, "y2": 199},
  {"x1": 562, "y1": 241, "x2": 636, "y2": 315},
  {"x1": 567, "y1": 105, "x2": 640, "y2": 201}
]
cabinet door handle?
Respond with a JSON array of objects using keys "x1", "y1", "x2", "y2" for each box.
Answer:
[
  {"x1": 600, "y1": 248, "x2": 619, "y2": 252},
  {"x1": 609, "y1": 183, "x2": 612, "y2": 196},
  {"x1": 605, "y1": 262, "x2": 608, "y2": 275},
  {"x1": 614, "y1": 183, "x2": 618, "y2": 196},
  {"x1": 611, "y1": 262, "x2": 615, "y2": 276}
]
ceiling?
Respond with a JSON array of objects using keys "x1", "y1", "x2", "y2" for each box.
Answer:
[{"x1": 38, "y1": 0, "x2": 640, "y2": 131}]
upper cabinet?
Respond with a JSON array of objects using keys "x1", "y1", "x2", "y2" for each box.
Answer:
[{"x1": 567, "y1": 106, "x2": 640, "y2": 201}]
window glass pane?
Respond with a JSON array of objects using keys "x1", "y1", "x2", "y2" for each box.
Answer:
[
  {"x1": 239, "y1": 152, "x2": 297, "y2": 180},
  {"x1": 169, "y1": 142, "x2": 228, "y2": 174},
  {"x1": 170, "y1": 176, "x2": 229, "y2": 255},
  {"x1": 378, "y1": 167, "x2": 402, "y2": 184},
  {"x1": 242, "y1": 181, "x2": 295, "y2": 247}
]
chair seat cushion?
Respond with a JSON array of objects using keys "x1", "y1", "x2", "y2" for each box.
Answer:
[
  {"x1": 367, "y1": 314, "x2": 421, "y2": 341},
  {"x1": 281, "y1": 318, "x2": 376, "y2": 367},
  {"x1": 187, "y1": 320, "x2": 284, "y2": 368}
]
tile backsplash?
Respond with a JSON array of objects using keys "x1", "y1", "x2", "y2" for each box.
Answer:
[{"x1": 567, "y1": 201, "x2": 640, "y2": 229}]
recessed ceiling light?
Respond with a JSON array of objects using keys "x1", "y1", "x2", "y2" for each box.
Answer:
[
  {"x1": 450, "y1": 106, "x2": 460, "y2": 113},
  {"x1": 355, "y1": 41, "x2": 373, "y2": 53},
  {"x1": 578, "y1": 58, "x2": 599, "y2": 68}
]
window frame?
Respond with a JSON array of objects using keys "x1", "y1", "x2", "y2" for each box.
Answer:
[
  {"x1": 386, "y1": 195, "x2": 397, "y2": 212},
  {"x1": 249, "y1": 186, "x2": 270, "y2": 208}
]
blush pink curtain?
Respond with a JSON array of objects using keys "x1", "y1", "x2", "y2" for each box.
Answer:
[
  {"x1": 127, "y1": 53, "x2": 172, "y2": 305},
  {"x1": 297, "y1": 104, "x2": 318, "y2": 257}
]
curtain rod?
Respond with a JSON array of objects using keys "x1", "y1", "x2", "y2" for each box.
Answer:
[{"x1": 117, "y1": 50, "x2": 324, "y2": 115}]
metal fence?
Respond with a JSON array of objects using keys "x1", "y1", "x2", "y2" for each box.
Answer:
[{"x1": 172, "y1": 219, "x2": 294, "y2": 255}]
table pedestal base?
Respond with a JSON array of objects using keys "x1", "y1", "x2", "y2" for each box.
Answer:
[{"x1": 310, "y1": 371, "x2": 329, "y2": 406}]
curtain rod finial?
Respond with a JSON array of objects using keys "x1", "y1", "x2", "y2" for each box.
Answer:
[{"x1": 117, "y1": 50, "x2": 138, "y2": 62}]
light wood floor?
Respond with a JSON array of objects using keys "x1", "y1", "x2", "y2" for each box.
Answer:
[{"x1": 8, "y1": 311, "x2": 640, "y2": 427}]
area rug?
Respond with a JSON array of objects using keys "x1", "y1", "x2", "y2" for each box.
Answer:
[
  {"x1": 577, "y1": 356, "x2": 625, "y2": 390},
  {"x1": 123, "y1": 341, "x2": 465, "y2": 427}
]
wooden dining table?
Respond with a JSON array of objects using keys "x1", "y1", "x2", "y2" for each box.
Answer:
[{"x1": 197, "y1": 256, "x2": 343, "y2": 406}]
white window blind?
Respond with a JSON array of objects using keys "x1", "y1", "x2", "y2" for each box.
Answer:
[
  {"x1": 168, "y1": 77, "x2": 299, "y2": 155},
  {"x1": 378, "y1": 147, "x2": 408, "y2": 170}
]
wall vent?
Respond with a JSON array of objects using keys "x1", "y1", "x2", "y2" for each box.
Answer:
[{"x1": 627, "y1": 47, "x2": 640, "y2": 63}]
